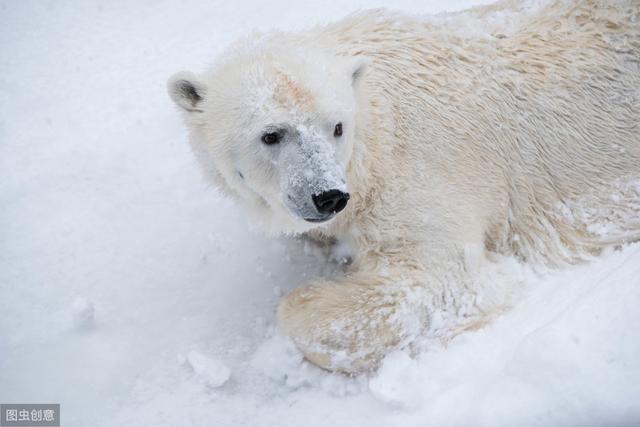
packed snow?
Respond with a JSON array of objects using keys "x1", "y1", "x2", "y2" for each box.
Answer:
[{"x1": 1, "y1": 0, "x2": 639, "y2": 426}]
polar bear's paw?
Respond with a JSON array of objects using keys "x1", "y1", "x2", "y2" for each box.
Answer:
[{"x1": 276, "y1": 278, "x2": 427, "y2": 374}]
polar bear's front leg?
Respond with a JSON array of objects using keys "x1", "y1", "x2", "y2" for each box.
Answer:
[{"x1": 276, "y1": 272, "x2": 429, "y2": 373}]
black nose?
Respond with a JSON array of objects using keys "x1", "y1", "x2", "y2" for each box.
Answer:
[{"x1": 312, "y1": 189, "x2": 350, "y2": 215}]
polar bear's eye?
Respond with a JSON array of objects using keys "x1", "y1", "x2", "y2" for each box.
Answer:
[
  {"x1": 261, "y1": 132, "x2": 281, "y2": 145},
  {"x1": 334, "y1": 123, "x2": 343, "y2": 137}
]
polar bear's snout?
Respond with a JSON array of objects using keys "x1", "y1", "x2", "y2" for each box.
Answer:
[{"x1": 278, "y1": 126, "x2": 350, "y2": 224}]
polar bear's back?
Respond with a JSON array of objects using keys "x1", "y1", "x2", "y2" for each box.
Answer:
[{"x1": 316, "y1": 0, "x2": 640, "y2": 263}]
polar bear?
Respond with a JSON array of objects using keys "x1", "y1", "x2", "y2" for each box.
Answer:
[{"x1": 168, "y1": 0, "x2": 640, "y2": 373}]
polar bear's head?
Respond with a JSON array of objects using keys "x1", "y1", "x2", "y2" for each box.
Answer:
[{"x1": 168, "y1": 41, "x2": 366, "y2": 233}]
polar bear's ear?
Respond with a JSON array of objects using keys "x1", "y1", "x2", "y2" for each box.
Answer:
[
  {"x1": 350, "y1": 57, "x2": 369, "y2": 86},
  {"x1": 167, "y1": 71, "x2": 207, "y2": 113}
]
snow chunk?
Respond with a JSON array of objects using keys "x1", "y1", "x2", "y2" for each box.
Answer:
[
  {"x1": 186, "y1": 350, "x2": 231, "y2": 388},
  {"x1": 71, "y1": 297, "x2": 95, "y2": 330},
  {"x1": 251, "y1": 334, "x2": 307, "y2": 386},
  {"x1": 369, "y1": 350, "x2": 423, "y2": 408}
]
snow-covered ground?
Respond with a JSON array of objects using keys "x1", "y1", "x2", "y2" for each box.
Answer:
[{"x1": 1, "y1": 0, "x2": 639, "y2": 426}]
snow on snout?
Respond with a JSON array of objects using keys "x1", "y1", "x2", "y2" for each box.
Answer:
[{"x1": 280, "y1": 125, "x2": 346, "y2": 208}]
